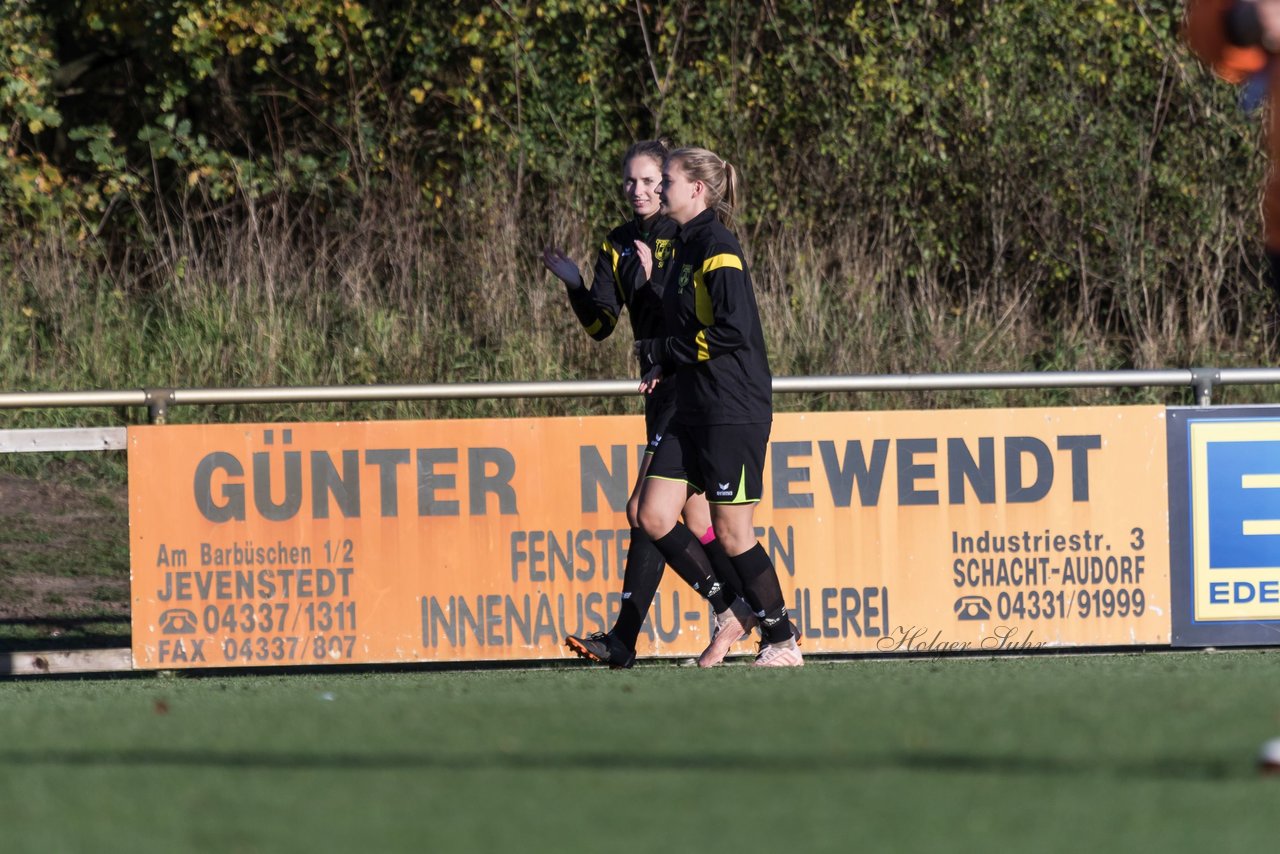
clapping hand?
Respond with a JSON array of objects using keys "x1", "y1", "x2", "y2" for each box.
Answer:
[
  {"x1": 634, "y1": 240, "x2": 653, "y2": 281},
  {"x1": 542, "y1": 247, "x2": 584, "y2": 289}
]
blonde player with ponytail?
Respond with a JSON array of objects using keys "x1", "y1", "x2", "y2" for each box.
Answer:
[{"x1": 633, "y1": 147, "x2": 803, "y2": 667}]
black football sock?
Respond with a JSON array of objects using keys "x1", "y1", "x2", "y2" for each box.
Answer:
[
  {"x1": 731, "y1": 543, "x2": 792, "y2": 644},
  {"x1": 611, "y1": 528, "x2": 666, "y2": 650},
  {"x1": 702, "y1": 534, "x2": 745, "y2": 599},
  {"x1": 712, "y1": 535, "x2": 798, "y2": 640},
  {"x1": 651, "y1": 523, "x2": 733, "y2": 613}
]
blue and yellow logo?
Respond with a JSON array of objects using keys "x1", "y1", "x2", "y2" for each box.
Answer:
[{"x1": 1189, "y1": 420, "x2": 1280, "y2": 621}]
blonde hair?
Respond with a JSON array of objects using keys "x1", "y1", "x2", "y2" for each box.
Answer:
[{"x1": 666, "y1": 147, "x2": 740, "y2": 228}]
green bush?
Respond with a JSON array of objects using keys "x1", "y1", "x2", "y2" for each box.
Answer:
[{"x1": 0, "y1": 0, "x2": 1272, "y2": 423}]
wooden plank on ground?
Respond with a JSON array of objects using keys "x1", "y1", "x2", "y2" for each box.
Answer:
[
  {"x1": 0, "y1": 648, "x2": 133, "y2": 676},
  {"x1": 0, "y1": 427, "x2": 127, "y2": 453}
]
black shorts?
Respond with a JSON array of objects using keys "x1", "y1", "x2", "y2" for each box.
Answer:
[
  {"x1": 646, "y1": 421, "x2": 770, "y2": 504},
  {"x1": 643, "y1": 380, "x2": 677, "y2": 453}
]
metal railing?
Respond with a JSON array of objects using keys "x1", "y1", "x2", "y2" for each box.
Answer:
[{"x1": 0, "y1": 367, "x2": 1278, "y2": 425}]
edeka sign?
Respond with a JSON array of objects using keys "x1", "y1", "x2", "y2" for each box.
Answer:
[
  {"x1": 127, "y1": 406, "x2": 1172, "y2": 669},
  {"x1": 1167, "y1": 407, "x2": 1280, "y2": 646}
]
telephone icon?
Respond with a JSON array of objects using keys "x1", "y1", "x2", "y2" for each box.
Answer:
[
  {"x1": 159, "y1": 608, "x2": 197, "y2": 635},
  {"x1": 953, "y1": 596, "x2": 991, "y2": 621}
]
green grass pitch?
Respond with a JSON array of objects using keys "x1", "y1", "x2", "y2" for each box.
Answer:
[{"x1": 2, "y1": 650, "x2": 1279, "y2": 852}]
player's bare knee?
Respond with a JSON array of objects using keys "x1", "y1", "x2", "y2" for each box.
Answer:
[
  {"x1": 637, "y1": 503, "x2": 677, "y2": 541},
  {"x1": 717, "y1": 531, "x2": 756, "y2": 556},
  {"x1": 709, "y1": 511, "x2": 756, "y2": 555},
  {"x1": 682, "y1": 511, "x2": 711, "y2": 539}
]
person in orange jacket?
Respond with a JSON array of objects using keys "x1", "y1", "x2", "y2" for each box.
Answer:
[{"x1": 1186, "y1": 1, "x2": 1280, "y2": 288}]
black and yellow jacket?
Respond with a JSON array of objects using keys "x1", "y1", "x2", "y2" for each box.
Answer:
[
  {"x1": 564, "y1": 214, "x2": 678, "y2": 372},
  {"x1": 641, "y1": 208, "x2": 772, "y2": 426}
]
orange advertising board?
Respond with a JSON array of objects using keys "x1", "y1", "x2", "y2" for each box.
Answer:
[{"x1": 128, "y1": 406, "x2": 1171, "y2": 669}]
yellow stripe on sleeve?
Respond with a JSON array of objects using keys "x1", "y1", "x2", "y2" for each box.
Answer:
[
  {"x1": 693, "y1": 253, "x2": 742, "y2": 327},
  {"x1": 607, "y1": 241, "x2": 627, "y2": 306},
  {"x1": 702, "y1": 253, "x2": 743, "y2": 274},
  {"x1": 690, "y1": 254, "x2": 743, "y2": 358},
  {"x1": 607, "y1": 241, "x2": 620, "y2": 280},
  {"x1": 692, "y1": 268, "x2": 711, "y2": 327}
]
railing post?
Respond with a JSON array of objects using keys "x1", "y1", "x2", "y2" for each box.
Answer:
[
  {"x1": 144, "y1": 388, "x2": 175, "y2": 424},
  {"x1": 1190, "y1": 368, "x2": 1219, "y2": 407}
]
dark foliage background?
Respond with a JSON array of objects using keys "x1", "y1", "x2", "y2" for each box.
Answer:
[{"x1": 0, "y1": 1, "x2": 1269, "y2": 422}]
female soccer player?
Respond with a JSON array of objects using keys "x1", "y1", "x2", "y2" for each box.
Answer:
[
  {"x1": 634, "y1": 146, "x2": 803, "y2": 667},
  {"x1": 543, "y1": 140, "x2": 754, "y2": 668}
]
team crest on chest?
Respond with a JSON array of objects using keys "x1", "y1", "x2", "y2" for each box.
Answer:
[
  {"x1": 653, "y1": 239, "x2": 674, "y2": 269},
  {"x1": 677, "y1": 263, "x2": 693, "y2": 293}
]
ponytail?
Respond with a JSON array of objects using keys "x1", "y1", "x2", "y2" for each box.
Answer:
[{"x1": 666, "y1": 147, "x2": 742, "y2": 228}]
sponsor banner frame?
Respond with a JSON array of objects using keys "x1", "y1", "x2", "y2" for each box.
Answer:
[
  {"x1": 1168, "y1": 405, "x2": 1280, "y2": 646},
  {"x1": 128, "y1": 405, "x2": 1172, "y2": 669}
]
